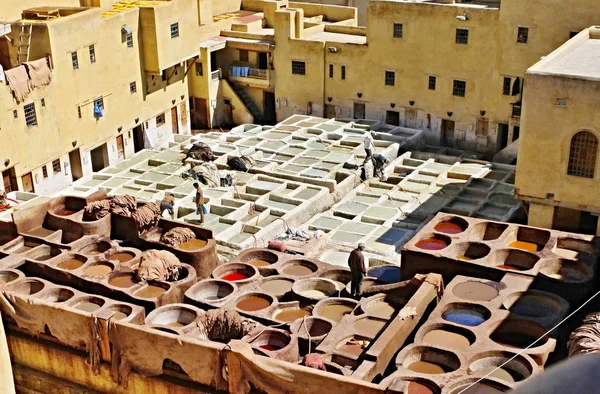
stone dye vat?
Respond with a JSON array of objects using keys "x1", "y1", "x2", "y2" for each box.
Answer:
[{"x1": 402, "y1": 212, "x2": 599, "y2": 304}]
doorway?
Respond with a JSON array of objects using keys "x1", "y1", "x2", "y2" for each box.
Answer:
[
  {"x1": 192, "y1": 98, "x2": 208, "y2": 129},
  {"x1": 258, "y1": 52, "x2": 268, "y2": 70},
  {"x1": 68, "y1": 149, "x2": 83, "y2": 181},
  {"x1": 21, "y1": 173, "x2": 34, "y2": 193},
  {"x1": 386, "y1": 110, "x2": 400, "y2": 126},
  {"x1": 353, "y1": 102, "x2": 365, "y2": 119},
  {"x1": 512, "y1": 125, "x2": 520, "y2": 141},
  {"x1": 441, "y1": 119, "x2": 455, "y2": 147},
  {"x1": 133, "y1": 125, "x2": 144, "y2": 152},
  {"x1": 116, "y1": 135, "x2": 125, "y2": 161},
  {"x1": 476, "y1": 118, "x2": 489, "y2": 136},
  {"x1": 171, "y1": 107, "x2": 179, "y2": 134},
  {"x1": 2, "y1": 168, "x2": 17, "y2": 192},
  {"x1": 497, "y1": 123, "x2": 509, "y2": 152},
  {"x1": 263, "y1": 92, "x2": 276, "y2": 124},
  {"x1": 324, "y1": 104, "x2": 336, "y2": 119},
  {"x1": 404, "y1": 109, "x2": 417, "y2": 128},
  {"x1": 90, "y1": 144, "x2": 108, "y2": 172}
]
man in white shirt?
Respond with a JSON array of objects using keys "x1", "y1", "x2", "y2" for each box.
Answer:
[{"x1": 363, "y1": 131, "x2": 375, "y2": 162}]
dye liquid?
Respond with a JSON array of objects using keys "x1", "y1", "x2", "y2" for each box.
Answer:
[
  {"x1": 76, "y1": 302, "x2": 101, "y2": 312},
  {"x1": 415, "y1": 238, "x2": 448, "y2": 250},
  {"x1": 83, "y1": 264, "x2": 113, "y2": 277},
  {"x1": 109, "y1": 275, "x2": 138, "y2": 288},
  {"x1": 406, "y1": 382, "x2": 436, "y2": 394},
  {"x1": 282, "y1": 265, "x2": 314, "y2": 276},
  {"x1": 453, "y1": 281, "x2": 498, "y2": 302},
  {"x1": 442, "y1": 308, "x2": 487, "y2": 326},
  {"x1": 508, "y1": 240, "x2": 538, "y2": 252},
  {"x1": 337, "y1": 342, "x2": 364, "y2": 357},
  {"x1": 136, "y1": 285, "x2": 167, "y2": 298},
  {"x1": 111, "y1": 311, "x2": 128, "y2": 320},
  {"x1": 496, "y1": 264, "x2": 525, "y2": 271},
  {"x1": 55, "y1": 208, "x2": 77, "y2": 216},
  {"x1": 260, "y1": 279, "x2": 293, "y2": 295},
  {"x1": 108, "y1": 252, "x2": 134, "y2": 263},
  {"x1": 259, "y1": 344, "x2": 280, "y2": 351},
  {"x1": 318, "y1": 304, "x2": 354, "y2": 322},
  {"x1": 472, "y1": 366, "x2": 515, "y2": 383},
  {"x1": 449, "y1": 383, "x2": 505, "y2": 394},
  {"x1": 167, "y1": 321, "x2": 186, "y2": 328},
  {"x1": 354, "y1": 318, "x2": 386, "y2": 338},
  {"x1": 300, "y1": 289, "x2": 327, "y2": 298},
  {"x1": 236, "y1": 296, "x2": 271, "y2": 311},
  {"x1": 422, "y1": 329, "x2": 470, "y2": 350},
  {"x1": 58, "y1": 259, "x2": 84, "y2": 270},
  {"x1": 434, "y1": 222, "x2": 464, "y2": 234},
  {"x1": 221, "y1": 273, "x2": 249, "y2": 281},
  {"x1": 274, "y1": 309, "x2": 310, "y2": 322},
  {"x1": 249, "y1": 259, "x2": 271, "y2": 267},
  {"x1": 178, "y1": 239, "x2": 208, "y2": 250},
  {"x1": 407, "y1": 361, "x2": 446, "y2": 374},
  {"x1": 365, "y1": 302, "x2": 395, "y2": 318}
]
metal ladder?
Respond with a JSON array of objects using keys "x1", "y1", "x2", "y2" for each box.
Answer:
[{"x1": 16, "y1": 24, "x2": 32, "y2": 65}]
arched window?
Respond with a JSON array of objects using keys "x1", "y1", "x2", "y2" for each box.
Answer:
[{"x1": 568, "y1": 131, "x2": 598, "y2": 178}]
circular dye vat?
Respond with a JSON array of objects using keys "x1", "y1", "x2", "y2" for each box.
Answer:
[
  {"x1": 58, "y1": 259, "x2": 85, "y2": 270},
  {"x1": 83, "y1": 263, "x2": 113, "y2": 277},
  {"x1": 406, "y1": 382, "x2": 436, "y2": 394},
  {"x1": 508, "y1": 240, "x2": 538, "y2": 253},
  {"x1": 249, "y1": 259, "x2": 271, "y2": 267},
  {"x1": 282, "y1": 265, "x2": 314, "y2": 276},
  {"x1": 108, "y1": 252, "x2": 134, "y2": 263},
  {"x1": 472, "y1": 366, "x2": 515, "y2": 383},
  {"x1": 422, "y1": 329, "x2": 470, "y2": 351},
  {"x1": 416, "y1": 238, "x2": 448, "y2": 251},
  {"x1": 354, "y1": 318, "x2": 386, "y2": 338},
  {"x1": 407, "y1": 361, "x2": 446, "y2": 374},
  {"x1": 368, "y1": 266, "x2": 401, "y2": 284},
  {"x1": 442, "y1": 308, "x2": 487, "y2": 327},
  {"x1": 260, "y1": 279, "x2": 293, "y2": 296},
  {"x1": 337, "y1": 339, "x2": 367, "y2": 357},
  {"x1": 301, "y1": 289, "x2": 327, "y2": 298},
  {"x1": 135, "y1": 285, "x2": 167, "y2": 299},
  {"x1": 76, "y1": 302, "x2": 102, "y2": 312},
  {"x1": 178, "y1": 239, "x2": 208, "y2": 250},
  {"x1": 449, "y1": 383, "x2": 506, "y2": 394},
  {"x1": 222, "y1": 273, "x2": 249, "y2": 281},
  {"x1": 54, "y1": 208, "x2": 77, "y2": 216},
  {"x1": 236, "y1": 296, "x2": 271, "y2": 312},
  {"x1": 318, "y1": 304, "x2": 354, "y2": 322},
  {"x1": 366, "y1": 301, "x2": 395, "y2": 319},
  {"x1": 109, "y1": 274, "x2": 138, "y2": 288},
  {"x1": 259, "y1": 344, "x2": 280, "y2": 351},
  {"x1": 490, "y1": 332, "x2": 540, "y2": 349},
  {"x1": 112, "y1": 311, "x2": 129, "y2": 320},
  {"x1": 453, "y1": 281, "x2": 498, "y2": 302},
  {"x1": 435, "y1": 222, "x2": 464, "y2": 234},
  {"x1": 274, "y1": 309, "x2": 310, "y2": 323}
]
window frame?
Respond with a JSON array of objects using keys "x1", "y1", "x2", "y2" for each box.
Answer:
[
  {"x1": 126, "y1": 32, "x2": 133, "y2": 48},
  {"x1": 42, "y1": 165, "x2": 48, "y2": 178},
  {"x1": 385, "y1": 70, "x2": 395, "y2": 86},
  {"x1": 428, "y1": 75, "x2": 436, "y2": 91},
  {"x1": 453, "y1": 80, "x2": 466, "y2": 97},
  {"x1": 156, "y1": 113, "x2": 166, "y2": 126},
  {"x1": 170, "y1": 22, "x2": 179, "y2": 39},
  {"x1": 89, "y1": 45, "x2": 96, "y2": 64},
  {"x1": 568, "y1": 131, "x2": 598, "y2": 179},
  {"x1": 195, "y1": 62, "x2": 203, "y2": 76},
  {"x1": 129, "y1": 81, "x2": 137, "y2": 94},
  {"x1": 71, "y1": 51, "x2": 79, "y2": 70},
  {"x1": 329, "y1": 64, "x2": 334, "y2": 78},
  {"x1": 93, "y1": 97, "x2": 104, "y2": 111},
  {"x1": 24, "y1": 102, "x2": 37, "y2": 127},
  {"x1": 456, "y1": 28, "x2": 469, "y2": 44},
  {"x1": 341, "y1": 65, "x2": 346, "y2": 80},
  {"x1": 239, "y1": 50, "x2": 249, "y2": 62},
  {"x1": 52, "y1": 159, "x2": 61, "y2": 174},
  {"x1": 393, "y1": 23, "x2": 403, "y2": 38},
  {"x1": 517, "y1": 26, "x2": 529, "y2": 44},
  {"x1": 292, "y1": 60, "x2": 306, "y2": 75},
  {"x1": 502, "y1": 77, "x2": 512, "y2": 95}
]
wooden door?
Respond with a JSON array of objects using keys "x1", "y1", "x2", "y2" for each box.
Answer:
[
  {"x1": 386, "y1": 110, "x2": 399, "y2": 126},
  {"x1": 193, "y1": 98, "x2": 208, "y2": 129},
  {"x1": 353, "y1": 102, "x2": 365, "y2": 119},
  {"x1": 180, "y1": 101, "x2": 187, "y2": 128},
  {"x1": 405, "y1": 109, "x2": 417, "y2": 128},
  {"x1": 116, "y1": 135, "x2": 125, "y2": 161},
  {"x1": 476, "y1": 118, "x2": 489, "y2": 136},
  {"x1": 441, "y1": 119, "x2": 455, "y2": 147},
  {"x1": 171, "y1": 106, "x2": 179, "y2": 134},
  {"x1": 2, "y1": 169, "x2": 16, "y2": 193},
  {"x1": 324, "y1": 104, "x2": 336, "y2": 119},
  {"x1": 21, "y1": 173, "x2": 34, "y2": 193}
]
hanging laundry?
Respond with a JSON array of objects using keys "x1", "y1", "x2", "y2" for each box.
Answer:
[{"x1": 94, "y1": 102, "x2": 103, "y2": 118}]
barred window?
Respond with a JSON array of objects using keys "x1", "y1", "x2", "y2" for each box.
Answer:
[
  {"x1": 341, "y1": 66, "x2": 346, "y2": 80},
  {"x1": 42, "y1": 165, "x2": 48, "y2": 178},
  {"x1": 129, "y1": 81, "x2": 136, "y2": 94},
  {"x1": 195, "y1": 62, "x2": 203, "y2": 76},
  {"x1": 453, "y1": 80, "x2": 466, "y2": 97},
  {"x1": 428, "y1": 76, "x2": 436, "y2": 90},
  {"x1": 517, "y1": 27, "x2": 529, "y2": 43},
  {"x1": 170, "y1": 23, "x2": 179, "y2": 38},
  {"x1": 329, "y1": 64, "x2": 333, "y2": 78},
  {"x1": 503, "y1": 77, "x2": 512, "y2": 95},
  {"x1": 385, "y1": 71, "x2": 395, "y2": 86},
  {"x1": 126, "y1": 32, "x2": 133, "y2": 48},
  {"x1": 52, "y1": 159, "x2": 61, "y2": 173},
  {"x1": 456, "y1": 28, "x2": 469, "y2": 44},
  {"x1": 393, "y1": 23, "x2": 403, "y2": 38},
  {"x1": 292, "y1": 61, "x2": 306, "y2": 75},
  {"x1": 568, "y1": 131, "x2": 598, "y2": 178},
  {"x1": 71, "y1": 51, "x2": 79, "y2": 70},
  {"x1": 24, "y1": 103, "x2": 37, "y2": 127},
  {"x1": 156, "y1": 113, "x2": 165, "y2": 125},
  {"x1": 89, "y1": 45, "x2": 96, "y2": 64}
]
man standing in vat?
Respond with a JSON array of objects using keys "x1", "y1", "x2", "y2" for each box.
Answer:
[
  {"x1": 348, "y1": 243, "x2": 367, "y2": 298},
  {"x1": 193, "y1": 182, "x2": 205, "y2": 226},
  {"x1": 363, "y1": 131, "x2": 375, "y2": 163}
]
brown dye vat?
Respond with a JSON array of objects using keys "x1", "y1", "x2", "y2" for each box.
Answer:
[
  {"x1": 472, "y1": 367, "x2": 515, "y2": 383},
  {"x1": 453, "y1": 281, "x2": 498, "y2": 302},
  {"x1": 108, "y1": 252, "x2": 134, "y2": 263},
  {"x1": 76, "y1": 302, "x2": 102, "y2": 312},
  {"x1": 407, "y1": 361, "x2": 446, "y2": 374},
  {"x1": 407, "y1": 382, "x2": 435, "y2": 394},
  {"x1": 58, "y1": 259, "x2": 85, "y2": 270},
  {"x1": 112, "y1": 312, "x2": 128, "y2": 320},
  {"x1": 109, "y1": 275, "x2": 137, "y2": 288},
  {"x1": 35, "y1": 255, "x2": 55, "y2": 261},
  {"x1": 318, "y1": 304, "x2": 354, "y2": 322},
  {"x1": 260, "y1": 279, "x2": 293, "y2": 295},
  {"x1": 283, "y1": 265, "x2": 314, "y2": 276},
  {"x1": 366, "y1": 302, "x2": 395, "y2": 318},
  {"x1": 249, "y1": 259, "x2": 271, "y2": 267},
  {"x1": 13, "y1": 246, "x2": 32, "y2": 253},
  {"x1": 55, "y1": 208, "x2": 77, "y2": 216},
  {"x1": 27, "y1": 227, "x2": 55, "y2": 237},
  {"x1": 508, "y1": 240, "x2": 538, "y2": 253},
  {"x1": 178, "y1": 239, "x2": 207, "y2": 250},
  {"x1": 449, "y1": 383, "x2": 505, "y2": 394},
  {"x1": 490, "y1": 332, "x2": 539, "y2": 349},
  {"x1": 136, "y1": 285, "x2": 167, "y2": 298},
  {"x1": 83, "y1": 264, "x2": 113, "y2": 277},
  {"x1": 422, "y1": 330, "x2": 470, "y2": 351},
  {"x1": 167, "y1": 321, "x2": 186, "y2": 328},
  {"x1": 354, "y1": 319, "x2": 386, "y2": 338},
  {"x1": 275, "y1": 309, "x2": 310, "y2": 322},
  {"x1": 237, "y1": 296, "x2": 271, "y2": 311},
  {"x1": 337, "y1": 343, "x2": 365, "y2": 357}
]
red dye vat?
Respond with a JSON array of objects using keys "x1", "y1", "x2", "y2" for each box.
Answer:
[
  {"x1": 416, "y1": 238, "x2": 448, "y2": 250},
  {"x1": 55, "y1": 208, "x2": 77, "y2": 216},
  {"x1": 221, "y1": 273, "x2": 248, "y2": 281},
  {"x1": 434, "y1": 222, "x2": 464, "y2": 234},
  {"x1": 259, "y1": 344, "x2": 279, "y2": 351}
]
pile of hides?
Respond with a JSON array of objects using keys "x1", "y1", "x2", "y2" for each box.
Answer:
[
  {"x1": 569, "y1": 312, "x2": 600, "y2": 356},
  {"x1": 274, "y1": 228, "x2": 312, "y2": 242},
  {"x1": 184, "y1": 142, "x2": 216, "y2": 163},
  {"x1": 302, "y1": 354, "x2": 325, "y2": 371},
  {"x1": 160, "y1": 227, "x2": 195, "y2": 247},
  {"x1": 196, "y1": 309, "x2": 260, "y2": 343},
  {"x1": 84, "y1": 195, "x2": 138, "y2": 221},
  {"x1": 227, "y1": 156, "x2": 256, "y2": 172},
  {"x1": 135, "y1": 249, "x2": 181, "y2": 282},
  {"x1": 131, "y1": 202, "x2": 161, "y2": 233},
  {"x1": 5, "y1": 58, "x2": 52, "y2": 104},
  {"x1": 189, "y1": 162, "x2": 220, "y2": 187}
]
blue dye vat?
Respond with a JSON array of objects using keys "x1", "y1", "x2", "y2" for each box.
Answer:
[
  {"x1": 367, "y1": 266, "x2": 401, "y2": 284},
  {"x1": 442, "y1": 308, "x2": 487, "y2": 326}
]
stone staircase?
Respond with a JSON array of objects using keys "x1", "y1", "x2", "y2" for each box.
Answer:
[{"x1": 231, "y1": 84, "x2": 263, "y2": 122}]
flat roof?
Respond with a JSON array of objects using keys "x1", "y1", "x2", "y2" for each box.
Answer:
[{"x1": 306, "y1": 31, "x2": 366, "y2": 45}]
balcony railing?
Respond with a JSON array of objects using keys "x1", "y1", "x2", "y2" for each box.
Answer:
[
  {"x1": 230, "y1": 66, "x2": 268, "y2": 80},
  {"x1": 211, "y1": 69, "x2": 221, "y2": 81}
]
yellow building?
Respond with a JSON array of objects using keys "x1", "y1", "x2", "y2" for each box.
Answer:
[{"x1": 516, "y1": 26, "x2": 600, "y2": 235}]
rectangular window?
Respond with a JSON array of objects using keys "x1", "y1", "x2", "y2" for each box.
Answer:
[
  {"x1": 453, "y1": 80, "x2": 466, "y2": 97},
  {"x1": 341, "y1": 66, "x2": 346, "y2": 80},
  {"x1": 24, "y1": 103, "x2": 37, "y2": 127},
  {"x1": 517, "y1": 27, "x2": 529, "y2": 43},
  {"x1": 385, "y1": 71, "x2": 395, "y2": 86},
  {"x1": 126, "y1": 32, "x2": 133, "y2": 48},
  {"x1": 239, "y1": 50, "x2": 248, "y2": 62},
  {"x1": 42, "y1": 165, "x2": 48, "y2": 178},
  {"x1": 13, "y1": 109, "x2": 17, "y2": 119},
  {"x1": 170, "y1": 23, "x2": 179, "y2": 38},
  {"x1": 428, "y1": 76, "x2": 436, "y2": 90},
  {"x1": 292, "y1": 61, "x2": 306, "y2": 75},
  {"x1": 52, "y1": 159, "x2": 61, "y2": 173},
  {"x1": 41, "y1": 98, "x2": 45, "y2": 107},
  {"x1": 129, "y1": 81, "x2": 136, "y2": 94},
  {"x1": 195, "y1": 62, "x2": 203, "y2": 76},
  {"x1": 456, "y1": 28, "x2": 469, "y2": 44},
  {"x1": 71, "y1": 51, "x2": 79, "y2": 70},
  {"x1": 502, "y1": 77, "x2": 512, "y2": 95},
  {"x1": 89, "y1": 45, "x2": 96, "y2": 64},
  {"x1": 393, "y1": 23, "x2": 403, "y2": 38},
  {"x1": 156, "y1": 113, "x2": 165, "y2": 125},
  {"x1": 94, "y1": 97, "x2": 104, "y2": 110},
  {"x1": 77, "y1": 106, "x2": 82, "y2": 118},
  {"x1": 329, "y1": 64, "x2": 334, "y2": 78}
]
